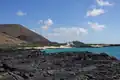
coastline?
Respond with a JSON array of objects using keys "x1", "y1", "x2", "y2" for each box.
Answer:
[
  {"x1": 16, "y1": 45, "x2": 120, "y2": 50},
  {"x1": 17, "y1": 46, "x2": 72, "y2": 50}
]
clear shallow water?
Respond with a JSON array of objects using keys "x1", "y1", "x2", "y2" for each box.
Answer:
[{"x1": 43, "y1": 46, "x2": 120, "y2": 59}]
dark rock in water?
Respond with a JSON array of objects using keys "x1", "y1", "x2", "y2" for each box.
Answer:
[
  {"x1": 0, "y1": 49, "x2": 119, "y2": 80},
  {"x1": 110, "y1": 56, "x2": 118, "y2": 60},
  {"x1": 100, "y1": 52, "x2": 109, "y2": 58}
]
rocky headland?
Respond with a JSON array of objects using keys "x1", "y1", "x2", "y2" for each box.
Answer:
[{"x1": 0, "y1": 49, "x2": 119, "y2": 80}]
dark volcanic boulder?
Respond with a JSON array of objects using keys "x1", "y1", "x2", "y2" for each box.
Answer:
[{"x1": 100, "y1": 52, "x2": 109, "y2": 56}]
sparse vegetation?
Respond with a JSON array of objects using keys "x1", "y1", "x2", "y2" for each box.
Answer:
[{"x1": 69, "y1": 41, "x2": 92, "y2": 47}]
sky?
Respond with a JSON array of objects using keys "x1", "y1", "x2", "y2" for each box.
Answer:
[{"x1": 0, "y1": 0, "x2": 120, "y2": 44}]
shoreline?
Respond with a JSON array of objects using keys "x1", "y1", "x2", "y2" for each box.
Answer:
[
  {"x1": 16, "y1": 45, "x2": 120, "y2": 50},
  {"x1": 17, "y1": 46, "x2": 72, "y2": 50}
]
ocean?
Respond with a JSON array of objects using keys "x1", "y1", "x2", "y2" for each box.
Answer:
[{"x1": 43, "y1": 46, "x2": 120, "y2": 59}]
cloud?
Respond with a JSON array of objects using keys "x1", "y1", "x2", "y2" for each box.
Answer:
[
  {"x1": 87, "y1": 8, "x2": 105, "y2": 17},
  {"x1": 44, "y1": 19, "x2": 53, "y2": 26},
  {"x1": 38, "y1": 19, "x2": 53, "y2": 30},
  {"x1": 47, "y1": 27, "x2": 88, "y2": 42},
  {"x1": 88, "y1": 22, "x2": 105, "y2": 31},
  {"x1": 38, "y1": 20, "x2": 44, "y2": 24},
  {"x1": 16, "y1": 10, "x2": 27, "y2": 16},
  {"x1": 41, "y1": 25, "x2": 49, "y2": 30},
  {"x1": 96, "y1": 0, "x2": 113, "y2": 6}
]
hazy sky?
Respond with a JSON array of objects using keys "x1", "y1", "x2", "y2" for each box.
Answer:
[{"x1": 0, "y1": 0, "x2": 119, "y2": 43}]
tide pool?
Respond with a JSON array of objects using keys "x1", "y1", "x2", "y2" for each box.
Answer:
[{"x1": 43, "y1": 46, "x2": 120, "y2": 59}]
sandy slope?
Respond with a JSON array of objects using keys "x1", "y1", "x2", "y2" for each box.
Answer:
[{"x1": 0, "y1": 32, "x2": 26, "y2": 45}]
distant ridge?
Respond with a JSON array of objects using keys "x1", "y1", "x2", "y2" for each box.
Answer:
[{"x1": 0, "y1": 24, "x2": 50, "y2": 45}]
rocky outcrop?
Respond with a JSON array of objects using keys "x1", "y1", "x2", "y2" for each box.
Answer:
[{"x1": 0, "y1": 49, "x2": 119, "y2": 80}]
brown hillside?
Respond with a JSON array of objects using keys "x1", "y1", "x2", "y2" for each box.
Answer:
[
  {"x1": 0, "y1": 24, "x2": 50, "y2": 45},
  {"x1": 0, "y1": 32, "x2": 26, "y2": 45}
]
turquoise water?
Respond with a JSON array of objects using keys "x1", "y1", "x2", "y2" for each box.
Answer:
[{"x1": 43, "y1": 46, "x2": 120, "y2": 59}]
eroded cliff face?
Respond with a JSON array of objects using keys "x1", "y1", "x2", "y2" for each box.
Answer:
[{"x1": 0, "y1": 50, "x2": 119, "y2": 80}]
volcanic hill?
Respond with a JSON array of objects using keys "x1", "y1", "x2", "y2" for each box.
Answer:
[{"x1": 0, "y1": 24, "x2": 50, "y2": 45}]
